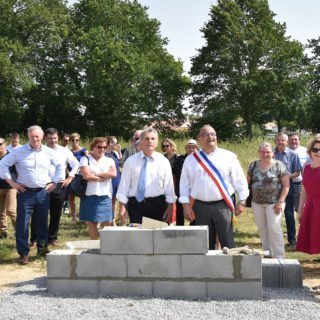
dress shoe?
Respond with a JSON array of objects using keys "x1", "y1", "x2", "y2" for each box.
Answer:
[
  {"x1": 48, "y1": 240, "x2": 59, "y2": 247},
  {"x1": 29, "y1": 241, "x2": 37, "y2": 249},
  {"x1": 19, "y1": 255, "x2": 29, "y2": 265},
  {"x1": 37, "y1": 247, "x2": 50, "y2": 258}
]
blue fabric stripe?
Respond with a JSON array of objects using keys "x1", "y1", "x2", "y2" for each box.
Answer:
[{"x1": 199, "y1": 150, "x2": 231, "y2": 197}]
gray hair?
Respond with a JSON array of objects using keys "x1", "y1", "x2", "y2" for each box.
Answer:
[
  {"x1": 27, "y1": 125, "x2": 43, "y2": 135},
  {"x1": 140, "y1": 127, "x2": 158, "y2": 140},
  {"x1": 258, "y1": 142, "x2": 273, "y2": 151},
  {"x1": 275, "y1": 132, "x2": 288, "y2": 141}
]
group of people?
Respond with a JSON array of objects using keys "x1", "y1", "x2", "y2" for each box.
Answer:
[{"x1": 0, "y1": 125, "x2": 319, "y2": 266}]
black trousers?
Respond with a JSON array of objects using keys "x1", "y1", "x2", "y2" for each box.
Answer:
[
  {"x1": 127, "y1": 195, "x2": 168, "y2": 224},
  {"x1": 193, "y1": 199, "x2": 234, "y2": 250},
  {"x1": 30, "y1": 186, "x2": 66, "y2": 243}
]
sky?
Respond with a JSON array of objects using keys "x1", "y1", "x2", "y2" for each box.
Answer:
[{"x1": 68, "y1": 0, "x2": 320, "y2": 72}]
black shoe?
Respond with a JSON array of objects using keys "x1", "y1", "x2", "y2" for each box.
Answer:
[
  {"x1": 289, "y1": 239, "x2": 296, "y2": 246},
  {"x1": 0, "y1": 231, "x2": 8, "y2": 239},
  {"x1": 37, "y1": 247, "x2": 50, "y2": 257}
]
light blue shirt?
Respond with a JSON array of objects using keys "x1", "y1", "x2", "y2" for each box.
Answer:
[{"x1": 0, "y1": 143, "x2": 65, "y2": 188}]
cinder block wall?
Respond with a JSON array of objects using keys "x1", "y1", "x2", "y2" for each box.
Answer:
[{"x1": 48, "y1": 226, "x2": 263, "y2": 299}]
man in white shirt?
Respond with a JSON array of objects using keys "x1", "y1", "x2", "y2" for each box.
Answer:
[
  {"x1": 288, "y1": 133, "x2": 309, "y2": 212},
  {"x1": 179, "y1": 125, "x2": 249, "y2": 249},
  {"x1": 117, "y1": 128, "x2": 176, "y2": 224},
  {"x1": 6, "y1": 132, "x2": 22, "y2": 152},
  {"x1": 30, "y1": 128, "x2": 79, "y2": 246}
]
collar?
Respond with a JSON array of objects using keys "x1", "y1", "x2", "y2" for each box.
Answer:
[
  {"x1": 274, "y1": 147, "x2": 289, "y2": 154},
  {"x1": 27, "y1": 143, "x2": 43, "y2": 151}
]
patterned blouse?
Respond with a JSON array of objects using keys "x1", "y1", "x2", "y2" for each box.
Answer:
[{"x1": 248, "y1": 160, "x2": 288, "y2": 204}]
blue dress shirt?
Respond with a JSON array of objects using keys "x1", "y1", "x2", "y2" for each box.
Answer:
[{"x1": 0, "y1": 143, "x2": 65, "y2": 188}]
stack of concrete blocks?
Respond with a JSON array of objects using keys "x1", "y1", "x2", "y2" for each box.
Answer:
[
  {"x1": 47, "y1": 226, "x2": 263, "y2": 299},
  {"x1": 262, "y1": 258, "x2": 302, "y2": 288}
]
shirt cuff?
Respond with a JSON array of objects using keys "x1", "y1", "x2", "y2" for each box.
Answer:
[
  {"x1": 165, "y1": 195, "x2": 177, "y2": 203},
  {"x1": 116, "y1": 194, "x2": 128, "y2": 204},
  {"x1": 178, "y1": 196, "x2": 190, "y2": 203}
]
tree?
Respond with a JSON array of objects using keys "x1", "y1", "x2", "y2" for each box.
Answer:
[
  {"x1": 190, "y1": 0, "x2": 305, "y2": 138},
  {"x1": 305, "y1": 37, "x2": 320, "y2": 133},
  {"x1": 69, "y1": 0, "x2": 190, "y2": 138}
]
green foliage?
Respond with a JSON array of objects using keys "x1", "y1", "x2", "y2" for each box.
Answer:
[
  {"x1": 190, "y1": 0, "x2": 306, "y2": 139},
  {"x1": 0, "y1": 0, "x2": 190, "y2": 138}
]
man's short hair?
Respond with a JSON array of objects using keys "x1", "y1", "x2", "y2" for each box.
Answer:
[
  {"x1": 44, "y1": 128, "x2": 59, "y2": 137},
  {"x1": 27, "y1": 125, "x2": 43, "y2": 135},
  {"x1": 288, "y1": 132, "x2": 300, "y2": 139},
  {"x1": 10, "y1": 132, "x2": 19, "y2": 139},
  {"x1": 140, "y1": 127, "x2": 158, "y2": 140},
  {"x1": 275, "y1": 132, "x2": 288, "y2": 140}
]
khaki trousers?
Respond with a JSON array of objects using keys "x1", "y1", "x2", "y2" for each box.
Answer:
[
  {"x1": 252, "y1": 201, "x2": 285, "y2": 259},
  {"x1": 0, "y1": 189, "x2": 17, "y2": 233}
]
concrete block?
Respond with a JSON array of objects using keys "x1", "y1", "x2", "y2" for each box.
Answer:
[
  {"x1": 127, "y1": 255, "x2": 181, "y2": 278},
  {"x1": 262, "y1": 258, "x2": 282, "y2": 287},
  {"x1": 279, "y1": 259, "x2": 303, "y2": 288},
  {"x1": 47, "y1": 279, "x2": 99, "y2": 295},
  {"x1": 153, "y1": 226, "x2": 208, "y2": 254},
  {"x1": 99, "y1": 280, "x2": 152, "y2": 296},
  {"x1": 239, "y1": 255, "x2": 262, "y2": 280},
  {"x1": 66, "y1": 240, "x2": 99, "y2": 250},
  {"x1": 47, "y1": 250, "x2": 75, "y2": 278},
  {"x1": 181, "y1": 251, "x2": 234, "y2": 279},
  {"x1": 153, "y1": 281, "x2": 206, "y2": 299},
  {"x1": 100, "y1": 227, "x2": 153, "y2": 254},
  {"x1": 207, "y1": 282, "x2": 262, "y2": 300},
  {"x1": 76, "y1": 253, "x2": 127, "y2": 278}
]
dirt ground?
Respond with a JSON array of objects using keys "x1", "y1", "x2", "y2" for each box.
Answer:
[{"x1": 1, "y1": 261, "x2": 319, "y2": 299}]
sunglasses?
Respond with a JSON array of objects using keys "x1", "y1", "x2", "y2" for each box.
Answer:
[
  {"x1": 64, "y1": 140, "x2": 70, "y2": 143},
  {"x1": 311, "y1": 147, "x2": 320, "y2": 153},
  {"x1": 96, "y1": 146, "x2": 106, "y2": 150},
  {"x1": 162, "y1": 145, "x2": 170, "y2": 148},
  {"x1": 71, "y1": 139, "x2": 79, "y2": 142}
]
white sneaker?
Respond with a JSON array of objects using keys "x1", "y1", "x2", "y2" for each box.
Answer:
[{"x1": 64, "y1": 207, "x2": 70, "y2": 215}]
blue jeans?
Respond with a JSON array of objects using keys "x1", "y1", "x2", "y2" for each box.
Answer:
[
  {"x1": 284, "y1": 181, "x2": 296, "y2": 243},
  {"x1": 16, "y1": 188, "x2": 50, "y2": 256}
]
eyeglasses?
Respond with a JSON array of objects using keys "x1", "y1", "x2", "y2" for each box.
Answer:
[
  {"x1": 311, "y1": 147, "x2": 320, "y2": 153},
  {"x1": 134, "y1": 137, "x2": 140, "y2": 141},
  {"x1": 71, "y1": 139, "x2": 79, "y2": 142},
  {"x1": 64, "y1": 140, "x2": 69, "y2": 143},
  {"x1": 200, "y1": 132, "x2": 217, "y2": 138},
  {"x1": 96, "y1": 146, "x2": 107, "y2": 150},
  {"x1": 162, "y1": 145, "x2": 170, "y2": 148}
]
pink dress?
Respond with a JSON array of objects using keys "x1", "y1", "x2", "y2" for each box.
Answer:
[{"x1": 296, "y1": 164, "x2": 320, "y2": 254}]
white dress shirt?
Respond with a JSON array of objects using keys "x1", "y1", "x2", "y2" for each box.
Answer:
[
  {"x1": 48, "y1": 145, "x2": 79, "y2": 180},
  {"x1": 0, "y1": 144, "x2": 65, "y2": 188},
  {"x1": 116, "y1": 151, "x2": 176, "y2": 204},
  {"x1": 179, "y1": 147, "x2": 249, "y2": 203},
  {"x1": 6, "y1": 144, "x2": 22, "y2": 152},
  {"x1": 290, "y1": 145, "x2": 309, "y2": 183},
  {"x1": 79, "y1": 155, "x2": 115, "y2": 197}
]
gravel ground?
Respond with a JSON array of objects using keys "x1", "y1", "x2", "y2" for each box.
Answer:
[{"x1": 0, "y1": 277, "x2": 319, "y2": 320}]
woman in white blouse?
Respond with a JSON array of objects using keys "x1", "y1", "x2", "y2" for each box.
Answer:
[{"x1": 79, "y1": 137, "x2": 116, "y2": 239}]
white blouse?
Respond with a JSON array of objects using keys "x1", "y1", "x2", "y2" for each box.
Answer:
[{"x1": 79, "y1": 155, "x2": 115, "y2": 197}]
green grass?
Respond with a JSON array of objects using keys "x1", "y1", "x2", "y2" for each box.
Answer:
[{"x1": 1, "y1": 136, "x2": 319, "y2": 282}]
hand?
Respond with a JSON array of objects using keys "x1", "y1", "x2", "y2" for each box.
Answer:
[
  {"x1": 62, "y1": 176, "x2": 73, "y2": 188},
  {"x1": 235, "y1": 203, "x2": 245, "y2": 216},
  {"x1": 183, "y1": 205, "x2": 195, "y2": 221},
  {"x1": 9, "y1": 181, "x2": 26, "y2": 193},
  {"x1": 163, "y1": 204, "x2": 173, "y2": 223},
  {"x1": 273, "y1": 201, "x2": 283, "y2": 214},
  {"x1": 45, "y1": 182, "x2": 57, "y2": 193}
]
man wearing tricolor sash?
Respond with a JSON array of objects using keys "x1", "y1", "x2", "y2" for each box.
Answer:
[{"x1": 179, "y1": 125, "x2": 249, "y2": 249}]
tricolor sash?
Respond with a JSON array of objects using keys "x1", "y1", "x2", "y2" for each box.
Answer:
[{"x1": 193, "y1": 150, "x2": 235, "y2": 212}]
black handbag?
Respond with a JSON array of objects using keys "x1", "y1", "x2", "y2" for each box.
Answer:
[
  {"x1": 246, "y1": 161, "x2": 257, "y2": 208},
  {"x1": 69, "y1": 156, "x2": 89, "y2": 197}
]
